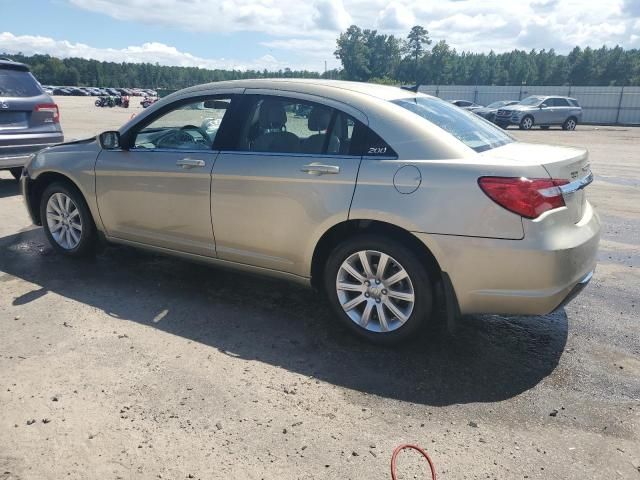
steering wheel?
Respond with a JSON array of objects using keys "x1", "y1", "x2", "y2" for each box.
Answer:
[
  {"x1": 180, "y1": 125, "x2": 212, "y2": 146},
  {"x1": 155, "y1": 125, "x2": 212, "y2": 149}
]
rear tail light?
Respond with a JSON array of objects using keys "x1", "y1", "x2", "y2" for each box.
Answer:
[
  {"x1": 478, "y1": 176, "x2": 569, "y2": 219},
  {"x1": 34, "y1": 103, "x2": 60, "y2": 123}
]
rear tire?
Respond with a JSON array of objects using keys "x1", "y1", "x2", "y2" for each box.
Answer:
[
  {"x1": 562, "y1": 117, "x2": 577, "y2": 130},
  {"x1": 40, "y1": 182, "x2": 97, "y2": 257},
  {"x1": 324, "y1": 235, "x2": 433, "y2": 345},
  {"x1": 9, "y1": 167, "x2": 22, "y2": 180}
]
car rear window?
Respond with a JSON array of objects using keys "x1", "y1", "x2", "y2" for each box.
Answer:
[
  {"x1": 392, "y1": 96, "x2": 513, "y2": 153},
  {"x1": 0, "y1": 69, "x2": 42, "y2": 97}
]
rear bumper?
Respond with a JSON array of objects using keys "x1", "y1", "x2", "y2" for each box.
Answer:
[
  {"x1": 414, "y1": 201, "x2": 601, "y2": 315},
  {"x1": 0, "y1": 135, "x2": 64, "y2": 168},
  {"x1": 554, "y1": 269, "x2": 594, "y2": 311}
]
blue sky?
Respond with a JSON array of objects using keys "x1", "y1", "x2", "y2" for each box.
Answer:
[{"x1": 1, "y1": 0, "x2": 639, "y2": 71}]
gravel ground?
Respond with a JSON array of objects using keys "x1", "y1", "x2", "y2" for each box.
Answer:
[{"x1": 0, "y1": 96, "x2": 638, "y2": 480}]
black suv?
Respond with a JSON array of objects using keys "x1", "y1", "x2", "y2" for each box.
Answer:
[{"x1": 0, "y1": 59, "x2": 64, "y2": 179}]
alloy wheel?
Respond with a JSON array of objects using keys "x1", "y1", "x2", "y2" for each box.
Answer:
[
  {"x1": 336, "y1": 250, "x2": 415, "y2": 333},
  {"x1": 46, "y1": 192, "x2": 82, "y2": 250}
]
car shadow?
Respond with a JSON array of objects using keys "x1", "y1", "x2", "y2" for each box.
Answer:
[
  {"x1": 0, "y1": 177, "x2": 19, "y2": 198},
  {"x1": 0, "y1": 228, "x2": 568, "y2": 406}
]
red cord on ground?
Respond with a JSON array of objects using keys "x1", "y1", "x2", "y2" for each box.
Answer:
[{"x1": 390, "y1": 444, "x2": 437, "y2": 480}]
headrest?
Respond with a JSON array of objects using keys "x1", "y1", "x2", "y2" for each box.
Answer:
[
  {"x1": 259, "y1": 100, "x2": 287, "y2": 129},
  {"x1": 308, "y1": 106, "x2": 332, "y2": 131}
]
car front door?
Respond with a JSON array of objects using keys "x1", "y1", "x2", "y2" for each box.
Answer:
[
  {"x1": 210, "y1": 92, "x2": 366, "y2": 277},
  {"x1": 536, "y1": 99, "x2": 555, "y2": 124},
  {"x1": 95, "y1": 92, "x2": 241, "y2": 256}
]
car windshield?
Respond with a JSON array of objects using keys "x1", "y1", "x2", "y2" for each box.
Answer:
[
  {"x1": 0, "y1": 69, "x2": 42, "y2": 97},
  {"x1": 487, "y1": 101, "x2": 508, "y2": 108},
  {"x1": 519, "y1": 96, "x2": 544, "y2": 106},
  {"x1": 392, "y1": 96, "x2": 513, "y2": 153}
]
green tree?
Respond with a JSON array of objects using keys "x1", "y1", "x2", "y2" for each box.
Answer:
[
  {"x1": 334, "y1": 25, "x2": 371, "y2": 81},
  {"x1": 404, "y1": 26, "x2": 432, "y2": 83}
]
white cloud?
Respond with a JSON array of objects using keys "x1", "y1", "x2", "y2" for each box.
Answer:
[
  {"x1": 378, "y1": 3, "x2": 415, "y2": 30},
  {"x1": 0, "y1": 32, "x2": 291, "y2": 71},
  {"x1": 313, "y1": 0, "x2": 353, "y2": 30}
]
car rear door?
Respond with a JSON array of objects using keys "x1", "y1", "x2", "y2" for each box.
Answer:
[
  {"x1": 95, "y1": 91, "x2": 242, "y2": 257},
  {"x1": 210, "y1": 91, "x2": 365, "y2": 277},
  {"x1": 551, "y1": 97, "x2": 571, "y2": 124}
]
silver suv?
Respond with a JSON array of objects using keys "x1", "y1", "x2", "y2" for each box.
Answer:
[
  {"x1": 0, "y1": 59, "x2": 64, "y2": 179},
  {"x1": 495, "y1": 95, "x2": 582, "y2": 130}
]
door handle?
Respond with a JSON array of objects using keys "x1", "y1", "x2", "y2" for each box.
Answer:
[
  {"x1": 177, "y1": 158, "x2": 205, "y2": 168},
  {"x1": 301, "y1": 163, "x2": 340, "y2": 175}
]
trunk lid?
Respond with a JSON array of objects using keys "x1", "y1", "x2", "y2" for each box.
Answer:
[{"x1": 482, "y1": 142, "x2": 591, "y2": 223}]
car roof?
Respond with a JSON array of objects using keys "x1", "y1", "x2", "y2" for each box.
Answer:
[
  {"x1": 179, "y1": 78, "x2": 423, "y2": 102},
  {"x1": 0, "y1": 58, "x2": 30, "y2": 71}
]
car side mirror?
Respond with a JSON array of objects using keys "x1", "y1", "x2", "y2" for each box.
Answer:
[
  {"x1": 99, "y1": 131, "x2": 121, "y2": 150},
  {"x1": 539, "y1": 104, "x2": 547, "y2": 109}
]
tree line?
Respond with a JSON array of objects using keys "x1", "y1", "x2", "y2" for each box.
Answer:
[
  {"x1": 3, "y1": 26, "x2": 640, "y2": 88},
  {"x1": 335, "y1": 25, "x2": 640, "y2": 86},
  {"x1": 1, "y1": 53, "x2": 325, "y2": 88}
]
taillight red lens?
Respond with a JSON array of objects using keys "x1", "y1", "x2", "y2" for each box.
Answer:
[
  {"x1": 478, "y1": 176, "x2": 569, "y2": 219},
  {"x1": 34, "y1": 103, "x2": 60, "y2": 123}
]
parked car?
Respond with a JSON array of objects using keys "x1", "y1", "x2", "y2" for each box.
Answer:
[
  {"x1": 0, "y1": 59, "x2": 64, "y2": 179},
  {"x1": 450, "y1": 100, "x2": 483, "y2": 112},
  {"x1": 52, "y1": 87, "x2": 72, "y2": 95},
  {"x1": 495, "y1": 95, "x2": 582, "y2": 130},
  {"x1": 473, "y1": 100, "x2": 520, "y2": 123},
  {"x1": 69, "y1": 87, "x2": 89, "y2": 96},
  {"x1": 20, "y1": 79, "x2": 599, "y2": 344}
]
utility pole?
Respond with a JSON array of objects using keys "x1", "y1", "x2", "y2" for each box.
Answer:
[{"x1": 324, "y1": 61, "x2": 327, "y2": 79}]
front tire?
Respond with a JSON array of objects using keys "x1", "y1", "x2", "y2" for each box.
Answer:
[
  {"x1": 40, "y1": 182, "x2": 97, "y2": 257},
  {"x1": 324, "y1": 235, "x2": 433, "y2": 344},
  {"x1": 519, "y1": 115, "x2": 534, "y2": 130}
]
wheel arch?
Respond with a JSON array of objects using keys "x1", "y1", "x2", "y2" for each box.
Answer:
[
  {"x1": 310, "y1": 219, "x2": 444, "y2": 292},
  {"x1": 27, "y1": 171, "x2": 89, "y2": 226},
  {"x1": 521, "y1": 114, "x2": 535, "y2": 125}
]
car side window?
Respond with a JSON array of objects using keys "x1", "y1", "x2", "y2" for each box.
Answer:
[
  {"x1": 553, "y1": 98, "x2": 570, "y2": 107},
  {"x1": 235, "y1": 95, "x2": 344, "y2": 155},
  {"x1": 132, "y1": 97, "x2": 232, "y2": 150}
]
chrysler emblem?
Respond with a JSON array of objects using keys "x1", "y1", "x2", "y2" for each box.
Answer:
[{"x1": 0, "y1": 100, "x2": 8, "y2": 109}]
